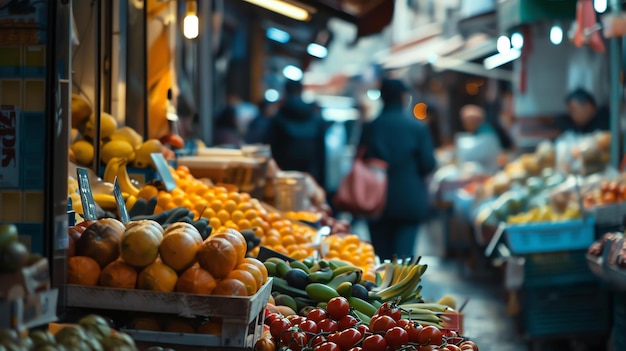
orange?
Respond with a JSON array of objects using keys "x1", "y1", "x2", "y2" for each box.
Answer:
[
  {"x1": 279, "y1": 227, "x2": 294, "y2": 237},
  {"x1": 252, "y1": 227, "x2": 264, "y2": 238},
  {"x1": 227, "y1": 269, "x2": 257, "y2": 296},
  {"x1": 211, "y1": 229, "x2": 247, "y2": 263},
  {"x1": 237, "y1": 219, "x2": 252, "y2": 230},
  {"x1": 156, "y1": 192, "x2": 173, "y2": 208},
  {"x1": 202, "y1": 208, "x2": 217, "y2": 220},
  {"x1": 250, "y1": 217, "x2": 265, "y2": 228},
  {"x1": 120, "y1": 223, "x2": 162, "y2": 268},
  {"x1": 197, "y1": 237, "x2": 238, "y2": 279},
  {"x1": 176, "y1": 265, "x2": 217, "y2": 295},
  {"x1": 177, "y1": 165, "x2": 190, "y2": 174},
  {"x1": 239, "y1": 192, "x2": 251, "y2": 202},
  {"x1": 230, "y1": 210, "x2": 245, "y2": 223},
  {"x1": 227, "y1": 192, "x2": 241, "y2": 203},
  {"x1": 294, "y1": 233, "x2": 307, "y2": 244},
  {"x1": 212, "y1": 278, "x2": 248, "y2": 296},
  {"x1": 159, "y1": 231, "x2": 201, "y2": 273},
  {"x1": 236, "y1": 262, "x2": 264, "y2": 289},
  {"x1": 244, "y1": 209, "x2": 258, "y2": 220},
  {"x1": 213, "y1": 186, "x2": 228, "y2": 194},
  {"x1": 68, "y1": 256, "x2": 101, "y2": 286},
  {"x1": 216, "y1": 193, "x2": 229, "y2": 202},
  {"x1": 137, "y1": 260, "x2": 178, "y2": 292},
  {"x1": 267, "y1": 212, "x2": 282, "y2": 223},
  {"x1": 210, "y1": 200, "x2": 223, "y2": 212},
  {"x1": 172, "y1": 195, "x2": 185, "y2": 206},
  {"x1": 272, "y1": 245, "x2": 289, "y2": 255},
  {"x1": 137, "y1": 185, "x2": 159, "y2": 201},
  {"x1": 281, "y1": 235, "x2": 296, "y2": 247},
  {"x1": 224, "y1": 221, "x2": 239, "y2": 230},
  {"x1": 99, "y1": 260, "x2": 138, "y2": 289},
  {"x1": 237, "y1": 202, "x2": 253, "y2": 212},
  {"x1": 171, "y1": 188, "x2": 185, "y2": 198},
  {"x1": 263, "y1": 235, "x2": 281, "y2": 246},
  {"x1": 266, "y1": 228, "x2": 281, "y2": 238},
  {"x1": 223, "y1": 200, "x2": 238, "y2": 213},
  {"x1": 209, "y1": 218, "x2": 222, "y2": 230},
  {"x1": 216, "y1": 210, "x2": 230, "y2": 224},
  {"x1": 243, "y1": 257, "x2": 268, "y2": 283}
]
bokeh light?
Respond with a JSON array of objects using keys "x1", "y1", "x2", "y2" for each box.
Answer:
[{"x1": 413, "y1": 103, "x2": 428, "y2": 120}]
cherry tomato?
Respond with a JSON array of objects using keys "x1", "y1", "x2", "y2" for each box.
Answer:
[
  {"x1": 361, "y1": 334, "x2": 387, "y2": 351},
  {"x1": 445, "y1": 345, "x2": 462, "y2": 351},
  {"x1": 314, "y1": 341, "x2": 341, "y2": 351},
  {"x1": 337, "y1": 328, "x2": 362, "y2": 350},
  {"x1": 338, "y1": 314, "x2": 358, "y2": 330},
  {"x1": 377, "y1": 301, "x2": 401, "y2": 321},
  {"x1": 327, "y1": 332, "x2": 342, "y2": 345},
  {"x1": 347, "y1": 348, "x2": 363, "y2": 351},
  {"x1": 370, "y1": 315, "x2": 397, "y2": 332},
  {"x1": 368, "y1": 314, "x2": 379, "y2": 330},
  {"x1": 396, "y1": 318, "x2": 410, "y2": 328},
  {"x1": 318, "y1": 318, "x2": 339, "y2": 333},
  {"x1": 311, "y1": 335, "x2": 327, "y2": 348},
  {"x1": 459, "y1": 341, "x2": 478, "y2": 351},
  {"x1": 404, "y1": 321, "x2": 423, "y2": 343},
  {"x1": 307, "y1": 308, "x2": 329, "y2": 323},
  {"x1": 254, "y1": 337, "x2": 275, "y2": 351},
  {"x1": 417, "y1": 326, "x2": 443, "y2": 346},
  {"x1": 287, "y1": 315, "x2": 305, "y2": 326},
  {"x1": 385, "y1": 326, "x2": 409, "y2": 349},
  {"x1": 282, "y1": 330, "x2": 307, "y2": 351},
  {"x1": 270, "y1": 317, "x2": 292, "y2": 339},
  {"x1": 265, "y1": 312, "x2": 281, "y2": 326},
  {"x1": 299, "y1": 319, "x2": 319, "y2": 335},
  {"x1": 356, "y1": 324, "x2": 370, "y2": 336},
  {"x1": 327, "y1": 297, "x2": 350, "y2": 320}
]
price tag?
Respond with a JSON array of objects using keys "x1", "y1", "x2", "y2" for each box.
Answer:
[
  {"x1": 113, "y1": 177, "x2": 130, "y2": 223},
  {"x1": 151, "y1": 153, "x2": 177, "y2": 191},
  {"x1": 76, "y1": 167, "x2": 97, "y2": 220}
]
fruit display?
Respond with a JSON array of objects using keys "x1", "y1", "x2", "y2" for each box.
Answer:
[
  {"x1": 0, "y1": 314, "x2": 138, "y2": 351},
  {"x1": 321, "y1": 235, "x2": 377, "y2": 283},
  {"x1": 582, "y1": 179, "x2": 626, "y2": 208},
  {"x1": 68, "y1": 218, "x2": 269, "y2": 297},
  {"x1": 257, "y1": 297, "x2": 478, "y2": 351},
  {"x1": 506, "y1": 203, "x2": 581, "y2": 224},
  {"x1": 263, "y1": 256, "x2": 452, "y2": 329}
]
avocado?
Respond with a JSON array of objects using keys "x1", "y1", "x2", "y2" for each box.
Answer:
[
  {"x1": 351, "y1": 283, "x2": 369, "y2": 301},
  {"x1": 0, "y1": 241, "x2": 29, "y2": 273},
  {"x1": 284, "y1": 268, "x2": 309, "y2": 290}
]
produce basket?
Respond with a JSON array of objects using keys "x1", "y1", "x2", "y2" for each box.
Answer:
[
  {"x1": 522, "y1": 250, "x2": 596, "y2": 287},
  {"x1": 504, "y1": 217, "x2": 596, "y2": 255},
  {"x1": 65, "y1": 278, "x2": 272, "y2": 349}
]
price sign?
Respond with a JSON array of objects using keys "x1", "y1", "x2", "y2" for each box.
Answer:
[
  {"x1": 151, "y1": 153, "x2": 177, "y2": 191},
  {"x1": 113, "y1": 177, "x2": 130, "y2": 223},
  {"x1": 76, "y1": 167, "x2": 97, "y2": 220}
]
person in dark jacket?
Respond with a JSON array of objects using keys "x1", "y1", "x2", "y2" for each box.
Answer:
[
  {"x1": 561, "y1": 88, "x2": 610, "y2": 134},
  {"x1": 265, "y1": 80, "x2": 329, "y2": 188},
  {"x1": 245, "y1": 100, "x2": 278, "y2": 144},
  {"x1": 213, "y1": 106, "x2": 241, "y2": 147},
  {"x1": 360, "y1": 79, "x2": 437, "y2": 261}
]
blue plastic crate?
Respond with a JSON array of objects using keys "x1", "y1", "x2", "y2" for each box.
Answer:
[
  {"x1": 506, "y1": 217, "x2": 595, "y2": 254},
  {"x1": 523, "y1": 250, "x2": 597, "y2": 287},
  {"x1": 522, "y1": 283, "x2": 610, "y2": 338}
]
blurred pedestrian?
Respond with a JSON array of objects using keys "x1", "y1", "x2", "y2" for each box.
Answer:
[
  {"x1": 562, "y1": 88, "x2": 609, "y2": 134},
  {"x1": 460, "y1": 104, "x2": 496, "y2": 136},
  {"x1": 265, "y1": 80, "x2": 329, "y2": 188},
  {"x1": 245, "y1": 100, "x2": 278, "y2": 144},
  {"x1": 360, "y1": 78, "x2": 437, "y2": 260},
  {"x1": 213, "y1": 106, "x2": 241, "y2": 147}
]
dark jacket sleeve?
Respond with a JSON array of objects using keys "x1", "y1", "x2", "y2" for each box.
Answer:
[{"x1": 416, "y1": 124, "x2": 437, "y2": 176}]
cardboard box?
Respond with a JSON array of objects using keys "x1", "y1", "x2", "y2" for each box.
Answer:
[
  {"x1": 0, "y1": 257, "x2": 50, "y2": 300},
  {"x1": 0, "y1": 288, "x2": 58, "y2": 331}
]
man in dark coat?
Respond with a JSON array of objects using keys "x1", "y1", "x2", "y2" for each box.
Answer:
[
  {"x1": 561, "y1": 88, "x2": 609, "y2": 134},
  {"x1": 360, "y1": 79, "x2": 437, "y2": 260},
  {"x1": 264, "y1": 80, "x2": 328, "y2": 188}
]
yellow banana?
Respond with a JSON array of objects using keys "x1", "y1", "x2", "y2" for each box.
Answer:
[
  {"x1": 372, "y1": 263, "x2": 394, "y2": 291},
  {"x1": 125, "y1": 195, "x2": 138, "y2": 212},
  {"x1": 377, "y1": 265, "x2": 420, "y2": 301},
  {"x1": 391, "y1": 262, "x2": 404, "y2": 285},
  {"x1": 93, "y1": 193, "x2": 118, "y2": 209},
  {"x1": 117, "y1": 159, "x2": 140, "y2": 197},
  {"x1": 398, "y1": 303, "x2": 450, "y2": 313},
  {"x1": 103, "y1": 157, "x2": 125, "y2": 184}
]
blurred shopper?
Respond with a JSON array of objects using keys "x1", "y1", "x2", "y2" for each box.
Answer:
[
  {"x1": 245, "y1": 100, "x2": 278, "y2": 144},
  {"x1": 360, "y1": 79, "x2": 437, "y2": 260},
  {"x1": 265, "y1": 80, "x2": 329, "y2": 188},
  {"x1": 562, "y1": 88, "x2": 609, "y2": 133},
  {"x1": 213, "y1": 106, "x2": 241, "y2": 147},
  {"x1": 460, "y1": 104, "x2": 496, "y2": 136}
]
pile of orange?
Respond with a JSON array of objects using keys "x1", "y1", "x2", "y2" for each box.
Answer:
[
  {"x1": 136, "y1": 165, "x2": 317, "y2": 260},
  {"x1": 322, "y1": 234, "x2": 377, "y2": 282}
]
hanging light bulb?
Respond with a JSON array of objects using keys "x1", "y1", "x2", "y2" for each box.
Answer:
[{"x1": 183, "y1": 1, "x2": 199, "y2": 39}]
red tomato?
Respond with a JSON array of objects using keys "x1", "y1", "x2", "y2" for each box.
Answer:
[
  {"x1": 299, "y1": 319, "x2": 319, "y2": 335},
  {"x1": 265, "y1": 312, "x2": 281, "y2": 326},
  {"x1": 417, "y1": 326, "x2": 443, "y2": 346},
  {"x1": 337, "y1": 328, "x2": 362, "y2": 350},
  {"x1": 376, "y1": 301, "x2": 401, "y2": 321},
  {"x1": 327, "y1": 297, "x2": 350, "y2": 320},
  {"x1": 356, "y1": 324, "x2": 370, "y2": 336},
  {"x1": 318, "y1": 318, "x2": 339, "y2": 333},
  {"x1": 287, "y1": 315, "x2": 305, "y2": 326},
  {"x1": 307, "y1": 308, "x2": 329, "y2": 323},
  {"x1": 254, "y1": 337, "x2": 275, "y2": 351},
  {"x1": 445, "y1": 345, "x2": 463, "y2": 351},
  {"x1": 361, "y1": 334, "x2": 387, "y2": 351},
  {"x1": 338, "y1": 314, "x2": 358, "y2": 330},
  {"x1": 314, "y1": 341, "x2": 341, "y2": 351},
  {"x1": 368, "y1": 314, "x2": 379, "y2": 330},
  {"x1": 396, "y1": 318, "x2": 410, "y2": 328},
  {"x1": 311, "y1": 335, "x2": 327, "y2": 348},
  {"x1": 404, "y1": 321, "x2": 423, "y2": 343},
  {"x1": 459, "y1": 341, "x2": 478, "y2": 351},
  {"x1": 327, "y1": 332, "x2": 341, "y2": 345},
  {"x1": 370, "y1": 315, "x2": 397, "y2": 333},
  {"x1": 385, "y1": 326, "x2": 408, "y2": 350},
  {"x1": 270, "y1": 318, "x2": 292, "y2": 339},
  {"x1": 282, "y1": 330, "x2": 307, "y2": 351}
]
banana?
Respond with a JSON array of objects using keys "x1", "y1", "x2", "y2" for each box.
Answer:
[
  {"x1": 327, "y1": 271, "x2": 362, "y2": 290},
  {"x1": 271, "y1": 277, "x2": 309, "y2": 299},
  {"x1": 307, "y1": 267, "x2": 334, "y2": 284},
  {"x1": 116, "y1": 159, "x2": 140, "y2": 197},
  {"x1": 305, "y1": 283, "x2": 340, "y2": 302},
  {"x1": 289, "y1": 260, "x2": 311, "y2": 274},
  {"x1": 328, "y1": 259, "x2": 350, "y2": 270},
  {"x1": 93, "y1": 193, "x2": 117, "y2": 209},
  {"x1": 376, "y1": 265, "x2": 420, "y2": 301},
  {"x1": 348, "y1": 296, "x2": 378, "y2": 317},
  {"x1": 264, "y1": 261, "x2": 278, "y2": 277},
  {"x1": 368, "y1": 291, "x2": 382, "y2": 301},
  {"x1": 416, "y1": 320, "x2": 444, "y2": 328},
  {"x1": 331, "y1": 265, "x2": 363, "y2": 278},
  {"x1": 391, "y1": 262, "x2": 404, "y2": 285},
  {"x1": 103, "y1": 157, "x2": 125, "y2": 184},
  {"x1": 372, "y1": 263, "x2": 394, "y2": 292},
  {"x1": 398, "y1": 303, "x2": 450, "y2": 313},
  {"x1": 125, "y1": 195, "x2": 138, "y2": 213},
  {"x1": 398, "y1": 275, "x2": 422, "y2": 304},
  {"x1": 336, "y1": 282, "x2": 353, "y2": 298},
  {"x1": 398, "y1": 307, "x2": 438, "y2": 316},
  {"x1": 275, "y1": 261, "x2": 292, "y2": 278}
]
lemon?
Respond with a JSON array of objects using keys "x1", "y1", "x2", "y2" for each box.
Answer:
[
  {"x1": 71, "y1": 93, "x2": 92, "y2": 129},
  {"x1": 110, "y1": 126, "x2": 143, "y2": 149},
  {"x1": 133, "y1": 139, "x2": 164, "y2": 168},
  {"x1": 101, "y1": 139, "x2": 136, "y2": 164},
  {"x1": 70, "y1": 140, "x2": 94, "y2": 166},
  {"x1": 83, "y1": 112, "x2": 118, "y2": 140}
]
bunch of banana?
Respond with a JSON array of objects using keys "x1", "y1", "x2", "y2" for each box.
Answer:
[
  {"x1": 397, "y1": 302, "x2": 450, "y2": 328},
  {"x1": 102, "y1": 157, "x2": 140, "y2": 197},
  {"x1": 369, "y1": 256, "x2": 427, "y2": 304},
  {"x1": 264, "y1": 258, "x2": 382, "y2": 319}
]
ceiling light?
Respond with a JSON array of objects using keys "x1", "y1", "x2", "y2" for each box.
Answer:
[
  {"x1": 483, "y1": 49, "x2": 522, "y2": 70},
  {"x1": 511, "y1": 32, "x2": 524, "y2": 49},
  {"x1": 244, "y1": 0, "x2": 311, "y2": 21},
  {"x1": 183, "y1": 1, "x2": 198, "y2": 39},
  {"x1": 496, "y1": 35, "x2": 511, "y2": 54},
  {"x1": 283, "y1": 65, "x2": 303, "y2": 81},
  {"x1": 267, "y1": 27, "x2": 290, "y2": 43},
  {"x1": 594, "y1": 0, "x2": 607, "y2": 13},
  {"x1": 307, "y1": 43, "x2": 328, "y2": 58},
  {"x1": 550, "y1": 25, "x2": 563, "y2": 45},
  {"x1": 264, "y1": 89, "x2": 280, "y2": 102}
]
